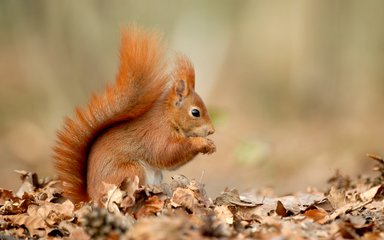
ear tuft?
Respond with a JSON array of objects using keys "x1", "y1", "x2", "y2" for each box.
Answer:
[{"x1": 176, "y1": 54, "x2": 195, "y2": 90}]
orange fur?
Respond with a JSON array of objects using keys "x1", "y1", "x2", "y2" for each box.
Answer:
[{"x1": 53, "y1": 26, "x2": 215, "y2": 204}]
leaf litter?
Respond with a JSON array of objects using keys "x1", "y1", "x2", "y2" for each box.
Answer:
[{"x1": 1, "y1": 155, "x2": 384, "y2": 239}]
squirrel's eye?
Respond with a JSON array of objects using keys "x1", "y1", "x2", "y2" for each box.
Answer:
[{"x1": 191, "y1": 108, "x2": 200, "y2": 118}]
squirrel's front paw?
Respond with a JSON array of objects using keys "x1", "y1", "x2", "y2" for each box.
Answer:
[
  {"x1": 193, "y1": 137, "x2": 216, "y2": 154},
  {"x1": 204, "y1": 138, "x2": 216, "y2": 154}
]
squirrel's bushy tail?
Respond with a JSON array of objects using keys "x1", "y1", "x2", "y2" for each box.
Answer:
[{"x1": 53, "y1": 26, "x2": 168, "y2": 203}]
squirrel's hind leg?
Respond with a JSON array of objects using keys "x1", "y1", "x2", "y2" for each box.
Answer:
[{"x1": 88, "y1": 159, "x2": 146, "y2": 205}]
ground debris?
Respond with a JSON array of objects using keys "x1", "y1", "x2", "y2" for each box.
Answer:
[{"x1": 1, "y1": 156, "x2": 384, "y2": 239}]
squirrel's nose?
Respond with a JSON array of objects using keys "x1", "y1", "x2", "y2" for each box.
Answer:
[{"x1": 207, "y1": 126, "x2": 215, "y2": 136}]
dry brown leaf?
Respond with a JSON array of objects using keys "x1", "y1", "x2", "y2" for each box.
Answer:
[
  {"x1": 215, "y1": 188, "x2": 259, "y2": 207},
  {"x1": 187, "y1": 179, "x2": 201, "y2": 192},
  {"x1": 45, "y1": 201, "x2": 75, "y2": 226},
  {"x1": 38, "y1": 200, "x2": 74, "y2": 219},
  {"x1": 2, "y1": 166, "x2": 384, "y2": 239},
  {"x1": 327, "y1": 186, "x2": 346, "y2": 209},
  {"x1": 259, "y1": 215, "x2": 282, "y2": 229},
  {"x1": 58, "y1": 220, "x2": 77, "y2": 235},
  {"x1": 348, "y1": 215, "x2": 370, "y2": 228},
  {"x1": 235, "y1": 207, "x2": 262, "y2": 222},
  {"x1": 125, "y1": 215, "x2": 190, "y2": 240},
  {"x1": 26, "y1": 204, "x2": 39, "y2": 216},
  {"x1": 1, "y1": 227, "x2": 28, "y2": 239},
  {"x1": 120, "y1": 195, "x2": 136, "y2": 211},
  {"x1": 119, "y1": 176, "x2": 140, "y2": 211},
  {"x1": 101, "y1": 182, "x2": 124, "y2": 214},
  {"x1": 215, "y1": 188, "x2": 241, "y2": 206},
  {"x1": 73, "y1": 204, "x2": 93, "y2": 224},
  {"x1": 322, "y1": 199, "x2": 373, "y2": 224},
  {"x1": 69, "y1": 228, "x2": 91, "y2": 240},
  {"x1": 303, "y1": 208, "x2": 328, "y2": 223},
  {"x1": 360, "y1": 185, "x2": 383, "y2": 202},
  {"x1": 6, "y1": 213, "x2": 46, "y2": 237},
  {"x1": 241, "y1": 192, "x2": 324, "y2": 215},
  {"x1": 362, "y1": 232, "x2": 384, "y2": 240},
  {"x1": 135, "y1": 195, "x2": 164, "y2": 219},
  {"x1": 147, "y1": 183, "x2": 168, "y2": 195},
  {"x1": 276, "y1": 200, "x2": 288, "y2": 217},
  {"x1": 119, "y1": 176, "x2": 140, "y2": 197},
  {"x1": 186, "y1": 179, "x2": 213, "y2": 208},
  {"x1": 0, "y1": 193, "x2": 33, "y2": 215},
  {"x1": 170, "y1": 175, "x2": 190, "y2": 189},
  {"x1": 15, "y1": 170, "x2": 40, "y2": 198},
  {"x1": 338, "y1": 219, "x2": 374, "y2": 239},
  {"x1": 312, "y1": 198, "x2": 334, "y2": 213},
  {"x1": 214, "y1": 205, "x2": 234, "y2": 225},
  {"x1": 0, "y1": 189, "x2": 16, "y2": 205},
  {"x1": 170, "y1": 187, "x2": 197, "y2": 210},
  {"x1": 37, "y1": 180, "x2": 63, "y2": 202}
]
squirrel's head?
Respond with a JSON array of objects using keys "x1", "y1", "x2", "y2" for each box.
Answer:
[{"x1": 166, "y1": 55, "x2": 215, "y2": 138}]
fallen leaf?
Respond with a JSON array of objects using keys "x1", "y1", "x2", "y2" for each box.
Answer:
[
  {"x1": 170, "y1": 175, "x2": 190, "y2": 189},
  {"x1": 360, "y1": 185, "x2": 383, "y2": 202},
  {"x1": 0, "y1": 189, "x2": 16, "y2": 205},
  {"x1": 303, "y1": 207, "x2": 328, "y2": 223},
  {"x1": 6, "y1": 213, "x2": 46, "y2": 237},
  {"x1": 214, "y1": 188, "x2": 241, "y2": 206},
  {"x1": 276, "y1": 200, "x2": 288, "y2": 217},
  {"x1": 135, "y1": 195, "x2": 164, "y2": 219},
  {"x1": 15, "y1": 170, "x2": 40, "y2": 198},
  {"x1": 101, "y1": 182, "x2": 124, "y2": 214},
  {"x1": 362, "y1": 232, "x2": 384, "y2": 240},
  {"x1": 125, "y1": 215, "x2": 190, "y2": 240},
  {"x1": 69, "y1": 228, "x2": 91, "y2": 240},
  {"x1": 170, "y1": 188, "x2": 197, "y2": 210},
  {"x1": 215, "y1": 188, "x2": 259, "y2": 207},
  {"x1": 312, "y1": 198, "x2": 334, "y2": 213},
  {"x1": 327, "y1": 186, "x2": 346, "y2": 209},
  {"x1": 214, "y1": 205, "x2": 234, "y2": 225}
]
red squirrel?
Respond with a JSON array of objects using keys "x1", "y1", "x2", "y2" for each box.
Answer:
[{"x1": 53, "y1": 26, "x2": 216, "y2": 203}]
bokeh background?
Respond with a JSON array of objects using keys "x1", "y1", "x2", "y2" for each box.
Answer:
[{"x1": 1, "y1": 1, "x2": 384, "y2": 197}]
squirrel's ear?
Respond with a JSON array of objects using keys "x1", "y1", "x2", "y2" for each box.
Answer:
[{"x1": 175, "y1": 79, "x2": 189, "y2": 102}]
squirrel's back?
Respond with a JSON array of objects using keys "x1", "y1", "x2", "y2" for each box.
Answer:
[{"x1": 53, "y1": 27, "x2": 168, "y2": 203}]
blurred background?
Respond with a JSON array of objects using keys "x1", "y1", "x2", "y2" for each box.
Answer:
[{"x1": 1, "y1": 0, "x2": 384, "y2": 197}]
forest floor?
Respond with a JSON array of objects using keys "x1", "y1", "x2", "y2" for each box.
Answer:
[{"x1": 1, "y1": 155, "x2": 384, "y2": 239}]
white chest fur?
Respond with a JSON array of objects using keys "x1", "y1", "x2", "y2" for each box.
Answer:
[{"x1": 144, "y1": 164, "x2": 163, "y2": 185}]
